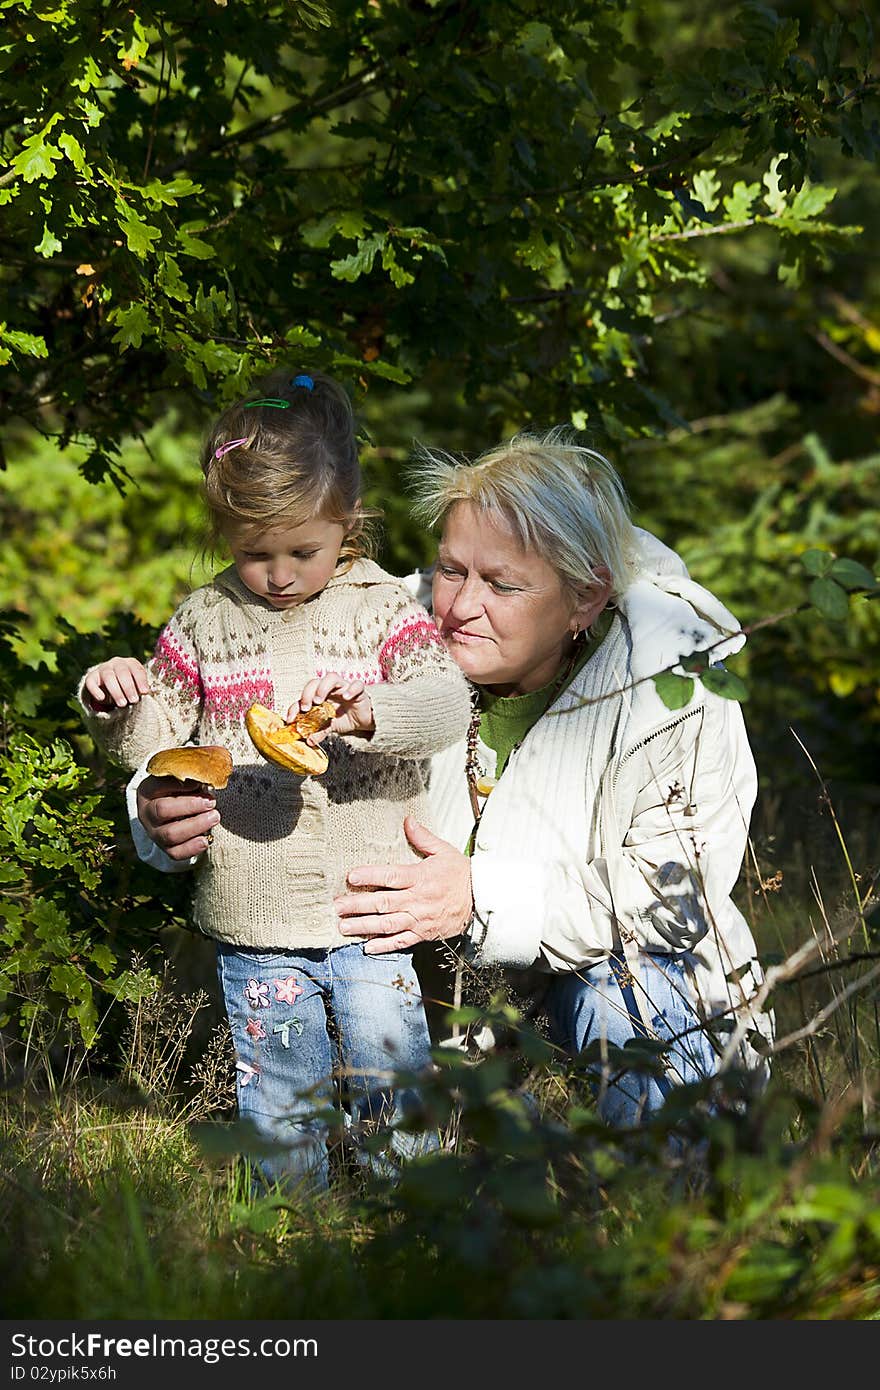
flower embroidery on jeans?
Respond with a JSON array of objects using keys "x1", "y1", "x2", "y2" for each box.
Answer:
[
  {"x1": 245, "y1": 1017, "x2": 267, "y2": 1040},
  {"x1": 244, "y1": 978, "x2": 271, "y2": 1010},
  {"x1": 236, "y1": 1061, "x2": 260, "y2": 1088},
  {"x1": 273, "y1": 1017, "x2": 305, "y2": 1049},
  {"x1": 273, "y1": 975, "x2": 304, "y2": 1005}
]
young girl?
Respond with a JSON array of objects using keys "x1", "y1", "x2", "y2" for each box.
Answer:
[{"x1": 78, "y1": 368, "x2": 472, "y2": 1192}]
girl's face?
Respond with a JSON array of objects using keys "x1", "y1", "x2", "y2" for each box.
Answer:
[
  {"x1": 227, "y1": 517, "x2": 347, "y2": 609},
  {"x1": 432, "y1": 501, "x2": 608, "y2": 696}
]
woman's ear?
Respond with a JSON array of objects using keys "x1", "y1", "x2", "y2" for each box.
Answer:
[{"x1": 572, "y1": 565, "x2": 613, "y2": 633}]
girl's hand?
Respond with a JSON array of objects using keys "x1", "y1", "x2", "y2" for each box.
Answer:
[
  {"x1": 290, "y1": 672, "x2": 374, "y2": 740},
  {"x1": 83, "y1": 657, "x2": 150, "y2": 711},
  {"x1": 334, "y1": 817, "x2": 474, "y2": 953}
]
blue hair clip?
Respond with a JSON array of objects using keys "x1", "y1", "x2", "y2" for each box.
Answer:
[{"x1": 291, "y1": 374, "x2": 315, "y2": 391}]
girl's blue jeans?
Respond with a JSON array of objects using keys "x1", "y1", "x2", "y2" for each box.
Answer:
[
  {"x1": 544, "y1": 952, "x2": 720, "y2": 1128},
  {"x1": 217, "y1": 940, "x2": 438, "y2": 1192}
]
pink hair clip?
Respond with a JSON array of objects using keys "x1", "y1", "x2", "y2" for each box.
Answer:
[{"x1": 214, "y1": 437, "x2": 248, "y2": 460}]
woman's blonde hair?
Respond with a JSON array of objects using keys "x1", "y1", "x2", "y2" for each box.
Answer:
[
  {"x1": 201, "y1": 367, "x2": 379, "y2": 564},
  {"x1": 409, "y1": 427, "x2": 638, "y2": 600}
]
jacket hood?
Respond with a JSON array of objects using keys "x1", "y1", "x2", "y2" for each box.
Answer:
[{"x1": 619, "y1": 527, "x2": 745, "y2": 684}]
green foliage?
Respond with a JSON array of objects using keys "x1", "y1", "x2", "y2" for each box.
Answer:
[
  {"x1": 2, "y1": 0, "x2": 879, "y2": 471},
  {"x1": 0, "y1": 417, "x2": 213, "y2": 663},
  {"x1": 3, "y1": 993, "x2": 880, "y2": 1318},
  {"x1": 627, "y1": 399, "x2": 880, "y2": 779},
  {"x1": 0, "y1": 611, "x2": 192, "y2": 1046}
]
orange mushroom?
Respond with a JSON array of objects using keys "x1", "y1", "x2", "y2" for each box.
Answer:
[{"x1": 245, "y1": 701, "x2": 336, "y2": 776}]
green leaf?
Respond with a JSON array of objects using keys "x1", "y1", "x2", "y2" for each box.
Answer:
[
  {"x1": 57, "y1": 132, "x2": 89, "y2": 175},
  {"x1": 362, "y1": 358, "x2": 411, "y2": 384},
  {"x1": 142, "y1": 177, "x2": 201, "y2": 207},
  {"x1": 34, "y1": 222, "x2": 62, "y2": 257},
  {"x1": 517, "y1": 230, "x2": 557, "y2": 271},
  {"x1": 809, "y1": 576, "x2": 849, "y2": 621},
  {"x1": 788, "y1": 181, "x2": 836, "y2": 221},
  {"x1": 302, "y1": 209, "x2": 371, "y2": 246},
  {"x1": 0, "y1": 325, "x2": 48, "y2": 359},
  {"x1": 29, "y1": 898, "x2": 70, "y2": 950},
  {"x1": 157, "y1": 254, "x2": 191, "y2": 303},
  {"x1": 11, "y1": 132, "x2": 62, "y2": 183},
  {"x1": 763, "y1": 154, "x2": 789, "y2": 215},
  {"x1": 88, "y1": 943, "x2": 116, "y2": 974},
  {"x1": 116, "y1": 204, "x2": 161, "y2": 257},
  {"x1": 723, "y1": 180, "x2": 760, "y2": 221},
  {"x1": 330, "y1": 234, "x2": 382, "y2": 283},
  {"x1": 108, "y1": 303, "x2": 151, "y2": 349},
  {"x1": 381, "y1": 241, "x2": 414, "y2": 288},
  {"x1": 701, "y1": 667, "x2": 748, "y2": 701},
  {"x1": 692, "y1": 169, "x2": 721, "y2": 213},
  {"x1": 800, "y1": 548, "x2": 834, "y2": 577},
  {"x1": 829, "y1": 557, "x2": 877, "y2": 591},
  {"x1": 652, "y1": 672, "x2": 695, "y2": 709},
  {"x1": 71, "y1": 54, "x2": 103, "y2": 93},
  {"x1": 176, "y1": 229, "x2": 214, "y2": 260}
]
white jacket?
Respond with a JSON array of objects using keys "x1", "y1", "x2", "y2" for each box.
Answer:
[{"x1": 424, "y1": 530, "x2": 774, "y2": 1063}]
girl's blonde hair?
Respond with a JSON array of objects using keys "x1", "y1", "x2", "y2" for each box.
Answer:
[
  {"x1": 201, "y1": 368, "x2": 379, "y2": 564},
  {"x1": 409, "y1": 428, "x2": 638, "y2": 602}
]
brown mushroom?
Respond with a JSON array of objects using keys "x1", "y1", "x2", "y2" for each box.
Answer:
[
  {"x1": 146, "y1": 745, "x2": 233, "y2": 789},
  {"x1": 245, "y1": 702, "x2": 335, "y2": 776}
]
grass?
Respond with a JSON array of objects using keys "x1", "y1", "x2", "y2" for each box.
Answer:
[{"x1": 1, "y1": 794, "x2": 879, "y2": 1320}]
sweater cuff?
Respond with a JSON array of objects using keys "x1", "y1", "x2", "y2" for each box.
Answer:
[{"x1": 463, "y1": 855, "x2": 544, "y2": 968}]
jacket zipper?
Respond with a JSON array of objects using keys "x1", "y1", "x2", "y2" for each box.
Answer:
[{"x1": 612, "y1": 704, "x2": 703, "y2": 790}]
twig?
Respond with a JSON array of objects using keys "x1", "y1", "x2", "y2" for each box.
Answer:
[
  {"x1": 809, "y1": 329, "x2": 880, "y2": 388},
  {"x1": 770, "y1": 960, "x2": 880, "y2": 1055}
]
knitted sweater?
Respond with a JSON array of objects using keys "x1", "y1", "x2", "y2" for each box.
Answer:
[{"x1": 78, "y1": 559, "x2": 472, "y2": 948}]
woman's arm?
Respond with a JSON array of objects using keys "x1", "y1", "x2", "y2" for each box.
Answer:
[{"x1": 337, "y1": 694, "x2": 757, "y2": 971}]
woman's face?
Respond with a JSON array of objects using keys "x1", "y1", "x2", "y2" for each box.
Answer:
[{"x1": 432, "y1": 501, "x2": 609, "y2": 696}]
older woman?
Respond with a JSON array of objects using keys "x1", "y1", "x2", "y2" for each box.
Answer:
[{"x1": 134, "y1": 430, "x2": 772, "y2": 1125}]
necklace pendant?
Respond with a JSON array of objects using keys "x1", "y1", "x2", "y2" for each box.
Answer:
[{"x1": 474, "y1": 774, "x2": 498, "y2": 797}]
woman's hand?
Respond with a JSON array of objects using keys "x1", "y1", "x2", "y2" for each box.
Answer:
[
  {"x1": 335, "y1": 816, "x2": 474, "y2": 954},
  {"x1": 291, "y1": 671, "x2": 374, "y2": 740},
  {"x1": 136, "y1": 775, "x2": 220, "y2": 860},
  {"x1": 83, "y1": 656, "x2": 150, "y2": 711}
]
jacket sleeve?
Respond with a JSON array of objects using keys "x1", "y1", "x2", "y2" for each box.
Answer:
[
  {"x1": 357, "y1": 592, "x2": 472, "y2": 759},
  {"x1": 76, "y1": 596, "x2": 205, "y2": 771},
  {"x1": 465, "y1": 695, "x2": 757, "y2": 972}
]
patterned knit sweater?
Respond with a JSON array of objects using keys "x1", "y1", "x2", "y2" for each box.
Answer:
[{"x1": 78, "y1": 559, "x2": 472, "y2": 948}]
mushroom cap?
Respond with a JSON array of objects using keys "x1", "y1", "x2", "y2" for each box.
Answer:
[
  {"x1": 146, "y1": 744, "x2": 233, "y2": 789},
  {"x1": 245, "y1": 702, "x2": 329, "y2": 776}
]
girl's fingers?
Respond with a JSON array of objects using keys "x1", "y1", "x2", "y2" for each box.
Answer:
[
  {"x1": 101, "y1": 671, "x2": 129, "y2": 706},
  {"x1": 296, "y1": 678, "x2": 322, "y2": 712},
  {"x1": 117, "y1": 668, "x2": 142, "y2": 703}
]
